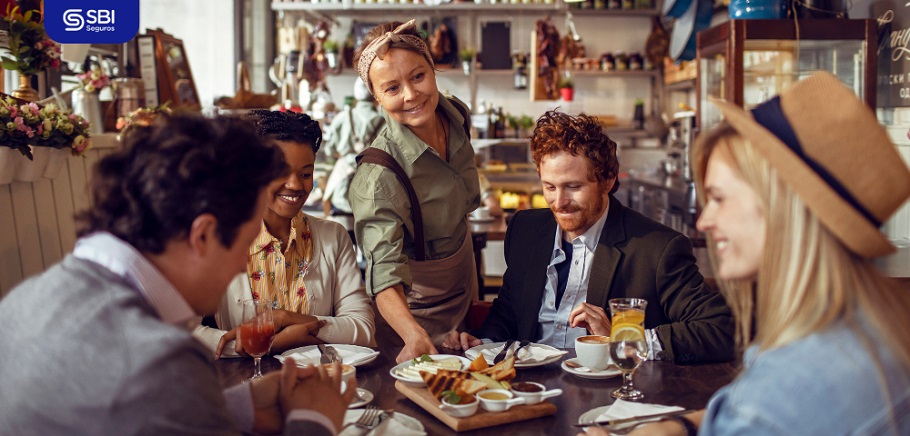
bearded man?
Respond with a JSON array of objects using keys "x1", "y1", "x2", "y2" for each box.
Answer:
[{"x1": 443, "y1": 111, "x2": 734, "y2": 363}]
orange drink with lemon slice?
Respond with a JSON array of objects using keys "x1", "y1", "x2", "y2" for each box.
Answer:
[{"x1": 608, "y1": 298, "x2": 648, "y2": 400}]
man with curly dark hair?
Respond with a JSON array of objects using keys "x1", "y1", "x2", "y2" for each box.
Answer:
[
  {"x1": 0, "y1": 113, "x2": 353, "y2": 434},
  {"x1": 443, "y1": 110, "x2": 735, "y2": 364}
]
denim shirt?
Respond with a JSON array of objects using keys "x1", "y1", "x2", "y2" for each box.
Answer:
[{"x1": 701, "y1": 318, "x2": 910, "y2": 435}]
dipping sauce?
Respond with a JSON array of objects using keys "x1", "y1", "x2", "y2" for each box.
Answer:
[
  {"x1": 510, "y1": 382, "x2": 544, "y2": 393},
  {"x1": 479, "y1": 392, "x2": 510, "y2": 400}
]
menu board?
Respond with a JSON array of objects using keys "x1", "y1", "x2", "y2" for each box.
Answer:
[{"x1": 875, "y1": 0, "x2": 910, "y2": 107}]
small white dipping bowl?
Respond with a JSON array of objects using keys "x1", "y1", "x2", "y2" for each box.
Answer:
[{"x1": 477, "y1": 389, "x2": 525, "y2": 412}]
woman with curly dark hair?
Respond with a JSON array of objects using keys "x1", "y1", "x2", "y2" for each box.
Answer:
[
  {"x1": 194, "y1": 110, "x2": 375, "y2": 357},
  {"x1": 444, "y1": 110, "x2": 733, "y2": 366}
]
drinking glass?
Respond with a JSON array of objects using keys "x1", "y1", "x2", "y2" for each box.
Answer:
[
  {"x1": 608, "y1": 298, "x2": 648, "y2": 400},
  {"x1": 240, "y1": 299, "x2": 276, "y2": 380}
]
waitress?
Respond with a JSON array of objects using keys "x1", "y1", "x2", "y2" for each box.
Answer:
[{"x1": 351, "y1": 20, "x2": 481, "y2": 363}]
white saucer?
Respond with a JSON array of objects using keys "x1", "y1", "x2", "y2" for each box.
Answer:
[
  {"x1": 561, "y1": 358, "x2": 622, "y2": 379},
  {"x1": 348, "y1": 388, "x2": 374, "y2": 409}
]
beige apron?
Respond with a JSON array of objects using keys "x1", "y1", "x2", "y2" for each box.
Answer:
[
  {"x1": 372, "y1": 228, "x2": 478, "y2": 347},
  {"x1": 357, "y1": 144, "x2": 478, "y2": 348}
]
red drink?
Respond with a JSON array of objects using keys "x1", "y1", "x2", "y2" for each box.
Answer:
[{"x1": 240, "y1": 322, "x2": 275, "y2": 356}]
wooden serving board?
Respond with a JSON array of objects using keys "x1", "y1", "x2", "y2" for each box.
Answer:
[{"x1": 395, "y1": 381, "x2": 557, "y2": 432}]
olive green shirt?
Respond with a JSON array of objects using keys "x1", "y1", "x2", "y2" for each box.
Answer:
[{"x1": 350, "y1": 94, "x2": 480, "y2": 296}]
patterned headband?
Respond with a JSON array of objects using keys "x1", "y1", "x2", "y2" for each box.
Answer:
[{"x1": 356, "y1": 20, "x2": 435, "y2": 95}]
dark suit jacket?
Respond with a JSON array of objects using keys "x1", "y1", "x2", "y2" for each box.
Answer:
[{"x1": 471, "y1": 197, "x2": 734, "y2": 363}]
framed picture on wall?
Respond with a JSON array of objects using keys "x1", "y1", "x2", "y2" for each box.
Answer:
[{"x1": 148, "y1": 29, "x2": 200, "y2": 110}]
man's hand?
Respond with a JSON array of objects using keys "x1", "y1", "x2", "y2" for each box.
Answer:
[
  {"x1": 568, "y1": 302, "x2": 612, "y2": 336},
  {"x1": 280, "y1": 360, "x2": 355, "y2": 433},
  {"x1": 441, "y1": 330, "x2": 483, "y2": 351},
  {"x1": 397, "y1": 331, "x2": 438, "y2": 363},
  {"x1": 248, "y1": 360, "x2": 318, "y2": 434}
]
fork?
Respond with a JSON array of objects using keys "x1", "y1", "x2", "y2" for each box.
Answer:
[{"x1": 342, "y1": 405, "x2": 382, "y2": 433}]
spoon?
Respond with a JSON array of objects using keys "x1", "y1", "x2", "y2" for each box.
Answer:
[{"x1": 565, "y1": 360, "x2": 616, "y2": 373}]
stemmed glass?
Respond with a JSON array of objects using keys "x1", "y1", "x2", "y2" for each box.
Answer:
[
  {"x1": 609, "y1": 298, "x2": 648, "y2": 400},
  {"x1": 240, "y1": 299, "x2": 276, "y2": 380}
]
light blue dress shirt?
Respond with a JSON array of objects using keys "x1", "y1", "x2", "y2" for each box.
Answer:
[
  {"x1": 535, "y1": 204, "x2": 664, "y2": 358},
  {"x1": 537, "y1": 206, "x2": 610, "y2": 348}
]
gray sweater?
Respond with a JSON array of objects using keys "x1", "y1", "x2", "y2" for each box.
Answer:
[{"x1": 0, "y1": 255, "x2": 331, "y2": 435}]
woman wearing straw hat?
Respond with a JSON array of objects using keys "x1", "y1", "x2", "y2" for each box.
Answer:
[
  {"x1": 583, "y1": 72, "x2": 910, "y2": 434},
  {"x1": 350, "y1": 20, "x2": 481, "y2": 363}
]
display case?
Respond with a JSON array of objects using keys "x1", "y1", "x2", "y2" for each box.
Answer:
[{"x1": 695, "y1": 19, "x2": 876, "y2": 132}]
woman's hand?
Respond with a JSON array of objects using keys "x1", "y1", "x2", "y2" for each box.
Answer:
[
  {"x1": 397, "y1": 331, "x2": 438, "y2": 363},
  {"x1": 216, "y1": 326, "x2": 245, "y2": 359},
  {"x1": 441, "y1": 330, "x2": 483, "y2": 351},
  {"x1": 271, "y1": 319, "x2": 328, "y2": 354},
  {"x1": 274, "y1": 309, "x2": 319, "y2": 330},
  {"x1": 568, "y1": 302, "x2": 612, "y2": 336}
]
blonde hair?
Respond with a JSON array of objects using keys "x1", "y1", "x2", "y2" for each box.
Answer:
[{"x1": 694, "y1": 124, "x2": 910, "y2": 370}]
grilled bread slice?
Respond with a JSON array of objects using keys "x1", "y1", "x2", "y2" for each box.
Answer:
[
  {"x1": 421, "y1": 371, "x2": 487, "y2": 398},
  {"x1": 477, "y1": 355, "x2": 516, "y2": 381}
]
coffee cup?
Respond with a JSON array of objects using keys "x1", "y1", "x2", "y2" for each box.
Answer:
[
  {"x1": 471, "y1": 207, "x2": 491, "y2": 220},
  {"x1": 323, "y1": 363, "x2": 356, "y2": 385},
  {"x1": 575, "y1": 335, "x2": 613, "y2": 370}
]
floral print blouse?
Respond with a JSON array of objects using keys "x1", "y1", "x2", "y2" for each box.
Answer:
[{"x1": 247, "y1": 211, "x2": 314, "y2": 314}]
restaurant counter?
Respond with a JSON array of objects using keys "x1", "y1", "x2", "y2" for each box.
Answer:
[{"x1": 216, "y1": 347, "x2": 738, "y2": 435}]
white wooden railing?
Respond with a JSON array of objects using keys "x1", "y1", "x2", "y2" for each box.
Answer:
[{"x1": 0, "y1": 134, "x2": 119, "y2": 297}]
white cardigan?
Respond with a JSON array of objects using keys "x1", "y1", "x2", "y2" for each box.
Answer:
[{"x1": 194, "y1": 213, "x2": 375, "y2": 351}]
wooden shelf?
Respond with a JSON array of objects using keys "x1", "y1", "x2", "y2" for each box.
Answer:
[
  {"x1": 272, "y1": 1, "x2": 562, "y2": 13},
  {"x1": 271, "y1": 1, "x2": 659, "y2": 15},
  {"x1": 566, "y1": 7, "x2": 661, "y2": 16},
  {"x1": 570, "y1": 69, "x2": 659, "y2": 78},
  {"x1": 666, "y1": 78, "x2": 696, "y2": 91}
]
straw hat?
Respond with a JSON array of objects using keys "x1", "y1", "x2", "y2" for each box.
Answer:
[{"x1": 697, "y1": 72, "x2": 910, "y2": 258}]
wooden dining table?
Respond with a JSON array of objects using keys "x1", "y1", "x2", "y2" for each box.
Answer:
[{"x1": 215, "y1": 347, "x2": 739, "y2": 435}]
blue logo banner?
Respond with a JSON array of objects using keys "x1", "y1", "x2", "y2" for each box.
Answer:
[{"x1": 45, "y1": 0, "x2": 140, "y2": 44}]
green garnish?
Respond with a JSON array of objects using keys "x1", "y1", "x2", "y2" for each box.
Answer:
[
  {"x1": 440, "y1": 390, "x2": 461, "y2": 404},
  {"x1": 412, "y1": 354, "x2": 433, "y2": 364}
]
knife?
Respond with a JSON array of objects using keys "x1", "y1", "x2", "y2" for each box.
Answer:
[
  {"x1": 493, "y1": 340, "x2": 516, "y2": 364},
  {"x1": 317, "y1": 344, "x2": 331, "y2": 364},
  {"x1": 569, "y1": 409, "x2": 697, "y2": 428}
]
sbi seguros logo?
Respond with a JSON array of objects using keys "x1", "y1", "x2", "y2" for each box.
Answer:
[{"x1": 45, "y1": 0, "x2": 139, "y2": 44}]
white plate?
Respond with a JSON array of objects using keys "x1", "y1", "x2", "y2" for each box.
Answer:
[
  {"x1": 276, "y1": 344, "x2": 380, "y2": 367},
  {"x1": 348, "y1": 388, "x2": 374, "y2": 409},
  {"x1": 561, "y1": 358, "x2": 622, "y2": 379},
  {"x1": 340, "y1": 409, "x2": 426, "y2": 436},
  {"x1": 389, "y1": 354, "x2": 473, "y2": 387},
  {"x1": 468, "y1": 216, "x2": 496, "y2": 223},
  {"x1": 464, "y1": 342, "x2": 566, "y2": 368}
]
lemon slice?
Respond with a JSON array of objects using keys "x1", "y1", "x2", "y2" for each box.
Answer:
[{"x1": 611, "y1": 324, "x2": 645, "y2": 342}]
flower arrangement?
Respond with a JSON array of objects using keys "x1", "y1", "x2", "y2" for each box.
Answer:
[
  {"x1": 0, "y1": 96, "x2": 92, "y2": 159},
  {"x1": 75, "y1": 65, "x2": 112, "y2": 94},
  {"x1": 0, "y1": 6, "x2": 61, "y2": 76}
]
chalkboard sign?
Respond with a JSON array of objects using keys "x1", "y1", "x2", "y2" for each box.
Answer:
[
  {"x1": 480, "y1": 21, "x2": 512, "y2": 70},
  {"x1": 874, "y1": 0, "x2": 910, "y2": 107}
]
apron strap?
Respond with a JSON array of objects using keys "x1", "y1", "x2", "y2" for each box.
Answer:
[{"x1": 356, "y1": 148, "x2": 428, "y2": 261}]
